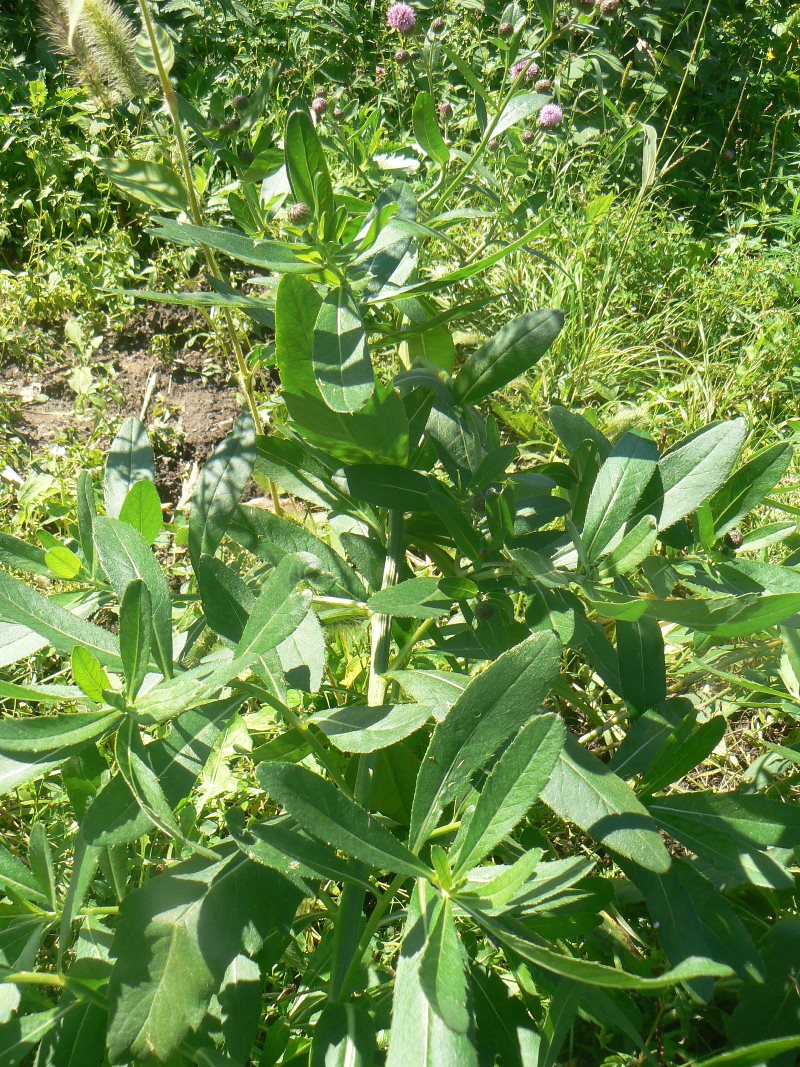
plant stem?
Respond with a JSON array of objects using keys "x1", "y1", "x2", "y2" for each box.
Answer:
[
  {"x1": 328, "y1": 511, "x2": 404, "y2": 999},
  {"x1": 337, "y1": 872, "x2": 407, "y2": 1001},
  {"x1": 136, "y1": 0, "x2": 267, "y2": 442}
]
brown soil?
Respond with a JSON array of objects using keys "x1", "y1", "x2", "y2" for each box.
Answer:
[{"x1": 2, "y1": 304, "x2": 244, "y2": 504}]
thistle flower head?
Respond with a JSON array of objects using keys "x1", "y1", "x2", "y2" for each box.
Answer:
[
  {"x1": 387, "y1": 2, "x2": 417, "y2": 33},
  {"x1": 535, "y1": 78, "x2": 553, "y2": 92},
  {"x1": 287, "y1": 203, "x2": 312, "y2": 225},
  {"x1": 438, "y1": 100, "x2": 453, "y2": 119},
  {"x1": 394, "y1": 48, "x2": 411, "y2": 64},
  {"x1": 498, "y1": 21, "x2": 513, "y2": 36},
  {"x1": 537, "y1": 102, "x2": 564, "y2": 129},
  {"x1": 38, "y1": 0, "x2": 152, "y2": 104},
  {"x1": 511, "y1": 59, "x2": 539, "y2": 81},
  {"x1": 598, "y1": 0, "x2": 620, "y2": 11},
  {"x1": 311, "y1": 96, "x2": 327, "y2": 115},
  {"x1": 232, "y1": 94, "x2": 249, "y2": 110},
  {"x1": 431, "y1": 16, "x2": 445, "y2": 32}
]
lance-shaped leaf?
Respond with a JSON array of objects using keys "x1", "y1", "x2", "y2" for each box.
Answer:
[
  {"x1": 107, "y1": 851, "x2": 302, "y2": 1062},
  {"x1": 0, "y1": 710, "x2": 122, "y2": 794},
  {"x1": 642, "y1": 419, "x2": 746, "y2": 532},
  {"x1": 188, "y1": 413, "x2": 257, "y2": 570},
  {"x1": 285, "y1": 106, "x2": 335, "y2": 237},
  {"x1": 412, "y1": 91, "x2": 450, "y2": 169},
  {"x1": 96, "y1": 157, "x2": 188, "y2": 213},
  {"x1": 410, "y1": 631, "x2": 561, "y2": 851},
  {"x1": 0, "y1": 571, "x2": 120, "y2": 668},
  {"x1": 581, "y1": 432, "x2": 659, "y2": 560},
  {"x1": 95, "y1": 516, "x2": 173, "y2": 678},
  {"x1": 387, "y1": 883, "x2": 478, "y2": 1067},
  {"x1": 257, "y1": 762, "x2": 432, "y2": 878},
  {"x1": 541, "y1": 734, "x2": 671, "y2": 872},
  {"x1": 310, "y1": 702, "x2": 433, "y2": 753},
  {"x1": 453, "y1": 309, "x2": 564, "y2": 404},
  {"x1": 451, "y1": 713, "x2": 565, "y2": 876},
  {"x1": 708, "y1": 441, "x2": 793, "y2": 539},
  {"x1": 236, "y1": 555, "x2": 312, "y2": 660},
  {"x1": 104, "y1": 417, "x2": 155, "y2": 519},
  {"x1": 118, "y1": 478, "x2": 162, "y2": 544},
  {"x1": 460, "y1": 902, "x2": 732, "y2": 990},
  {"x1": 418, "y1": 892, "x2": 471, "y2": 1033},
  {"x1": 493, "y1": 91, "x2": 550, "y2": 137},
  {"x1": 119, "y1": 580, "x2": 152, "y2": 701},
  {"x1": 227, "y1": 810, "x2": 373, "y2": 893},
  {"x1": 311, "y1": 1003, "x2": 376, "y2": 1067},
  {"x1": 149, "y1": 216, "x2": 319, "y2": 273},
  {"x1": 312, "y1": 284, "x2": 375, "y2": 414}
]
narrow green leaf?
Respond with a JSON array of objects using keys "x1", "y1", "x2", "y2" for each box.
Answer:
[
  {"x1": 0, "y1": 531, "x2": 50, "y2": 578},
  {"x1": 368, "y1": 577, "x2": 453, "y2": 620},
  {"x1": 312, "y1": 285, "x2": 375, "y2": 414},
  {"x1": 310, "y1": 1003, "x2": 376, "y2": 1067},
  {"x1": 410, "y1": 631, "x2": 561, "y2": 851},
  {"x1": 94, "y1": 516, "x2": 173, "y2": 679},
  {"x1": 188, "y1": 413, "x2": 257, "y2": 571},
  {"x1": 150, "y1": 216, "x2": 319, "y2": 273},
  {"x1": 541, "y1": 735, "x2": 671, "y2": 872},
  {"x1": 310, "y1": 703, "x2": 433, "y2": 753},
  {"x1": 708, "y1": 441, "x2": 793, "y2": 539},
  {"x1": 451, "y1": 714, "x2": 565, "y2": 876},
  {"x1": 690, "y1": 1036, "x2": 800, "y2": 1067},
  {"x1": 582, "y1": 432, "x2": 659, "y2": 560},
  {"x1": 412, "y1": 91, "x2": 450, "y2": 168},
  {"x1": 453, "y1": 310, "x2": 564, "y2": 404},
  {"x1": 285, "y1": 106, "x2": 335, "y2": 237},
  {"x1": 120, "y1": 580, "x2": 152, "y2": 701},
  {"x1": 419, "y1": 893, "x2": 470, "y2": 1033},
  {"x1": 96, "y1": 157, "x2": 188, "y2": 213},
  {"x1": 104, "y1": 417, "x2": 155, "y2": 520},
  {"x1": 236, "y1": 555, "x2": 312, "y2": 660},
  {"x1": 257, "y1": 762, "x2": 431, "y2": 878},
  {"x1": 493, "y1": 92, "x2": 550, "y2": 136}
]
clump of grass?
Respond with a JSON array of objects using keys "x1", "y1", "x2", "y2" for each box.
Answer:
[{"x1": 38, "y1": 0, "x2": 152, "y2": 103}]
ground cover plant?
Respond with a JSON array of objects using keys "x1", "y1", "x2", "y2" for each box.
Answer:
[{"x1": 1, "y1": 0, "x2": 800, "y2": 1065}]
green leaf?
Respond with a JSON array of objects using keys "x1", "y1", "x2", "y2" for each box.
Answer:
[
  {"x1": 0, "y1": 842, "x2": 48, "y2": 905},
  {"x1": 368, "y1": 578, "x2": 453, "y2": 620},
  {"x1": 388, "y1": 669, "x2": 469, "y2": 718},
  {"x1": 104, "y1": 417, "x2": 155, "y2": 520},
  {"x1": 616, "y1": 612, "x2": 665, "y2": 716},
  {"x1": 310, "y1": 1003, "x2": 376, "y2": 1067},
  {"x1": 310, "y1": 703, "x2": 433, "y2": 753},
  {"x1": 0, "y1": 530, "x2": 50, "y2": 578},
  {"x1": 412, "y1": 91, "x2": 450, "y2": 169},
  {"x1": 647, "y1": 791, "x2": 800, "y2": 888},
  {"x1": 94, "y1": 516, "x2": 173, "y2": 679},
  {"x1": 386, "y1": 883, "x2": 478, "y2": 1067},
  {"x1": 582, "y1": 432, "x2": 659, "y2": 560},
  {"x1": 451, "y1": 714, "x2": 565, "y2": 876},
  {"x1": 708, "y1": 441, "x2": 793, "y2": 539},
  {"x1": 453, "y1": 310, "x2": 564, "y2": 404},
  {"x1": 228, "y1": 810, "x2": 374, "y2": 892},
  {"x1": 312, "y1": 284, "x2": 375, "y2": 413},
  {"x1": 107, "y1": 851, "x2": 301, "y2": 1061},
  {"x1": 594, "y1": 515, "x2": 658, "y2": 579},
  {"x1": 189, "y1": 412, "x2": 257, "y2": 571},
  {"x1": 463, "y1": 903, "x2": 731, "y2": 990},
  {"x1": 257, "y1": 762, "x2": 432, "y2": 878},
  {"x1": 493, "y1": 92, "x2": 550, "y2": 136},
  {"x1": 0, "y1": 679, "x2": 84, "y2": 706},
  {"x1": 0, "y1": 710, "x2": 121, "y2": 794},
  {"x1": 96, "y1": 157, "x2": 188, "y2": 213},
  {"x1": 235, "y1": 555, "x2": 312, "y2": 659},
  {"x1": 44, "y1": 545, "x2": 82, "y2": 580},
  {"x1": 196, "y1": 555, "x2": 253, "y2": 644},
  {"x1": 118, "y1": 478, "x2": 163, "y2": 544},
  {"x1": 120, "y1": 580, "x2": 153, "y2": 701},
  {"x1": 150, "y1": 216, "x2": 319, "y2": 273},
  {"x1": 639, "y1": 715, "x2": 725, "y2": 795},
  {"x1": 648, "y1": 419, "x2": 746, "y2": 531},
  {"x1": 232, "y1": 503, "x2": 367, "y2": 601},
  {"x1": 335, "y1": 465, "x2": 433, "y2": 513},
  {"x1": 419, "y1": 892, "x2": 470, "y2": 1033},
  {"x1": 0, "y1": 1006, "x2": 71, "y2": 1066},
  {"x1": 133, "y1": 20, "x2": 174, "y2": 76},
  {"x1": 0, "y1": 571, "x2": 120, "y2": 667},
  {"x1": 277, "y1": 608, "x2": 325, "y2": 693},
  {"x1": 410, "y1": 631, "x2": 561, "y2": 851},
  {"x1": 285, "y1": 106, "x2": 335, "y2": 237},
  {"x1": 690, "y1": 1037, "x2": 800, "y2": 1067},
  {"x1": 540, "y1": 735, "x2": 671, "y2": 872},
  {"x1": 76, "y1": 469, "x2": 97, "y2": 576}
]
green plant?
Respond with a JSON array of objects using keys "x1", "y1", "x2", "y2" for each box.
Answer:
[{"x1": 2, "y1": 97, "x2": 800, "y2": 1067}]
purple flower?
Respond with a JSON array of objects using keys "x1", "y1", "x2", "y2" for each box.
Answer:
[
  {"x1": 537, "y1": 102, "x2": 564, "y2": 129},
  {"x1": 311, "y1": 96, "x2": 327, "y2": 115},
  {"x1": 511, "y1": 59, "x2": 539, "y2": 81},
  {"x1": 387, "y1": 2, "x2": 417, "y2": 33}
]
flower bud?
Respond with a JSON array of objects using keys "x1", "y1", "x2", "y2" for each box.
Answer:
[
  {"x1": 438, "y1": 100, "x2": 453, "y2": 119},
  {"x1": 498, "y1": 21, "x2": 513, "y2": 36},
  {"x1": 232, "y1": 93, "x2": 249, "y2": 110},
  {"x1": 287, "y1": 202, "x2": 312, "y2": 225},
  {"x1": 431, "y1": 16, "x2": 445, "y2": 31},
  {"x1": 522, "y1": 129, "x2": 534, "y2": 144},
  {"x1": 311, "y1": 96, "x2": 327, "y2": 115},
  {"x1": 395, "y1": 48, "x2": 411, "y2": 64},
  {"x1": 535, "y1": 78, "x2": 553, "y2": 92}
]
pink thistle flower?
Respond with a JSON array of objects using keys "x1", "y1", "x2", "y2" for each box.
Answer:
[
  {"x1": 537, "y1": 102, "x2": 563, "y2": 128},
  {"x1": 387, "y1": 2, "x2": 417, "y2": 33},
  {"x1": 511, "y1": 59, "x2": 539, "y2": 81}
]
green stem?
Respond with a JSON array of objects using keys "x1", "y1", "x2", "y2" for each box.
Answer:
[
  {"x1": 337, "y1": 872, "x2": 407, "y2": 1001},
  {"x1": 328, "y1": 511, "x2": 404, "y2": 999},
  {"x1": 136, "y1": 0, "x2": 270, "y2": 461}
]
